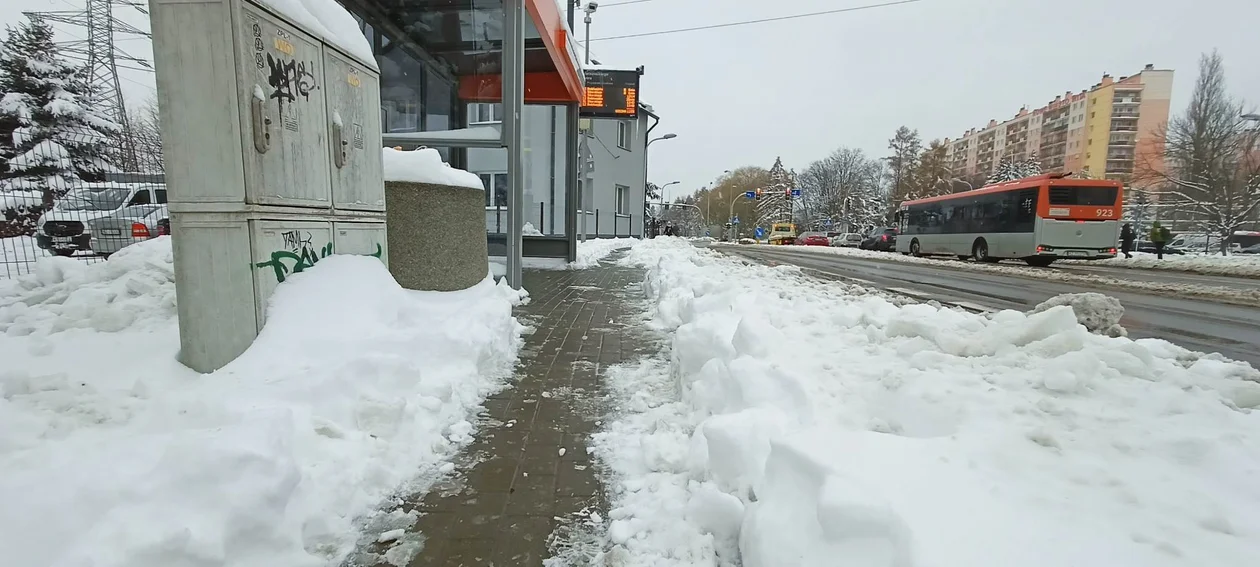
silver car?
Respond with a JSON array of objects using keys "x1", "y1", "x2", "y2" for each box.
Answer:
[{"x1": 88, "y1": 204, "x2": 169, "y2": 257}]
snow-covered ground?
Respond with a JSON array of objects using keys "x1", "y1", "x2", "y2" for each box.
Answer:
[
  {"x1": 489, "y1": 237, "x2": 642, "y2": 277},
  {"x1": 746, "y1": 244, "x2": 1260, "y2": 307},
  {"x1": 1061, "y1": 252, "x2": 1260, "y2": 278},
  {"x1": 1, "y1": 236, "x2": 48, "y2": 279},
  {"x1": 592, "y1": 237, "x2": 1260, "y2": 567},
  {"x1": 0, "y1": 237, "x2": 527, "y2": 567}
]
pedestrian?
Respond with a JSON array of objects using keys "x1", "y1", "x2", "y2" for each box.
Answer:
[
  {"x1": 1120, "y1": 223, "x2": 1135, "y2": 259},
  {"x1": 1150, "y1": 221, "x2": 1171, "y2": 260}
]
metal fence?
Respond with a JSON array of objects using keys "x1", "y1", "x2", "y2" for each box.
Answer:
[{"x1": 2, "y1": 122, "x2": 165, "y2": 279}]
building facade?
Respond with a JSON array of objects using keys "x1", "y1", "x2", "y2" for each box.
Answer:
[
  {"x1": 462, "y1": 102, "x2": 652, "y2": 239},
  {"x1": 946, "y1": 65, "x2": 1173, "y2": 190}
]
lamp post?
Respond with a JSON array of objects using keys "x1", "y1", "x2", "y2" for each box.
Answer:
[{"x1": 643, "y1": 133, "x2": 676, "y2": 232}]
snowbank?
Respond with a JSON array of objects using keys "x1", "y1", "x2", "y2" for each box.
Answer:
[
  {"x1": 761, "y1": 244, "x2": 1260, "y2": 306},
  {"x1": 381, "y1": 147, "x2": 484, "y2": 189},
  {"x1": 572, "y1": 237, "x2": 641, "y2": 269},
  {"x1": 0, "y1": 238, "x2": 525, "y2": 567},
  {"x1": 1, "y1": 236, "x2": 50, "y2": 280},
  {"x1": 597, "y1": 237, "x2": 1260, "y2": 567},
  {"x1": 257, "y1": 0, "x2": 378, "y2": 70},
  {"x1": 1063, "y1": 252, "x2": 1260, "y2": 278},
  {"x1": 1031, "y1": 292, "x2": 1126, "y2": 337}
]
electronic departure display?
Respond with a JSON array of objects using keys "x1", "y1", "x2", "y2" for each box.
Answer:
[{"x1": 580, "y1": 69, "x2": 640, "y2": 119}]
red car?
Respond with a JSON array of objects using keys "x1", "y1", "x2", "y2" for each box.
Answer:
[{"x1": 795, "y1": 232, "x2": 830, "y2": 246}]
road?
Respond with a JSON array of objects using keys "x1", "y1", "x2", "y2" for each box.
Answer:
[
  {"x1": 721, "y1": 245, "x2": 1260, "y2": 368},
  {"x1": 1052, "y1": 263, "x2": 1260, "y2": 292}
]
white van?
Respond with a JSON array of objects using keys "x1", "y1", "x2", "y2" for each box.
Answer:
[{"x1": 35, "y1": 183, "x2": 167, "y2": 256}]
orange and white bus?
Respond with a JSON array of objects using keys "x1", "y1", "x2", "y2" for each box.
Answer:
[{"x1": 895, "y1": 173, "x2": 1122, "y2": 266}]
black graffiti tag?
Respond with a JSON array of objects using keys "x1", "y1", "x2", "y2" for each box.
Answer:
[{"x1": 266, "y1": 53, "x2": 317, "y2": 106}]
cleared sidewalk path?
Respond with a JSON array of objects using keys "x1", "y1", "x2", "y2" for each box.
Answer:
[{"x1": 367, "y1": 256, "x2": 645, "y2": 566}]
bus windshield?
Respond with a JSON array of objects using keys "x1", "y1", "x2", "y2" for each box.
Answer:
[{"x1": 1048, "y1": 186, "x2": 1119, "y2": 206}]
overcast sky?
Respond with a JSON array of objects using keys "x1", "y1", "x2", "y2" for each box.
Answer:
[
  {"x1": 586, "y1": 0, "x2": 1260, "y2": 200},
  {"x1": 4, "y1": 0, "x2": 1258, "y2": 203}
]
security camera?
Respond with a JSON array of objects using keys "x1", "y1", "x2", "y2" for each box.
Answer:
[{"x1": 583, "y1": 1, "x2": 598, "y2": 14}]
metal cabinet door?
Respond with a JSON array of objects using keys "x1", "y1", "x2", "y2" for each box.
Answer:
[
  {"x1": 323, "y1": 47, "x2": 385, "y2": 212},
  {"x1": 236, "y1": 4, "x2": 332, "y2": 208},
  {"x1": 249, "y1": 218, "x2": 334, "y2": 326}
]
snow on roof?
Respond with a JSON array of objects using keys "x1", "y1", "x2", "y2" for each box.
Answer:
[
  {"x1": 256, "y1": 0, "x2": 378, "y2": 71},
  {"x1": 381, "y1": 147, "x2": 484, "y2": 189}
]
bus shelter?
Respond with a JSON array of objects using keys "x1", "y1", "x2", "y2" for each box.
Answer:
[{"x1": 340, "y1": 0, "x2": 585, "y2": 288}]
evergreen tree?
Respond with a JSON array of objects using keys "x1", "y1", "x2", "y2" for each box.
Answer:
[
  {"x1": 986, "y1": 156, "x2": 1019, "y2": 184},
  {"x1": 757, "y1": 157, "x2": 792, "y2": 224},
  {"x1": 1, "y1": 14, "x2": 119, "y2": 235},
  {"x1": 1018, "y1": 152, "x2": 1043, "y2": 178},
  {"x1": 885, "y1": 126, "x2": 921, "y2": 202}
]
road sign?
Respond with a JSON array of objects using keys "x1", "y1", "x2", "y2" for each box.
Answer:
[
  {"x1": 823, "y1": 219, "x2": 832, "y2": 227},
  {"x1": 744, "y1": 191, "x2": 756, "y2": 199},
  {"x1": 791, "y1": 188, "x2": 802, "y2": 197},
  {"x1": 731, "y1": 216, "x2": 740, "y2": 224},
  {"x1": 705, "y1": 229, "x2": 711, "y2": 236},
  {"x1": 755, "y1": 227, "x2": 765, "y2": 239}
]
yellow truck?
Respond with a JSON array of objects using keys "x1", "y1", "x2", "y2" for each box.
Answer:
[{"x1": 768, "y1": 222, "x2": 797, "y2": 245}]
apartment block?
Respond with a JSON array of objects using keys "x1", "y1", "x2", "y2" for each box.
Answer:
[{"x1": 945, "y1": 65, "x2": 1173, "y2": 188}]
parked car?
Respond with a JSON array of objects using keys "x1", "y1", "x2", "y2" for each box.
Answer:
[
  {"x1": 795, "y1": 232, "x2": 830, "y2": 246},
  {"x1": 830, "y1": 232, "x2": 863, "y2": 247},
  {"x1": 737, "y1": 237, "x2": 757, "y2": 245},
  {"x1": 88, "y1": 204, "x2": 170, "y2": 257},
  {"x1": 36, "y1": 183, "x2": 167, "y2": 256},
  {"x1": 860, "y1": 227, "x2": 898, "y2": 251},
  {"x1": 1238, "y1": 243, "x2": 1260, "y2": 254}
]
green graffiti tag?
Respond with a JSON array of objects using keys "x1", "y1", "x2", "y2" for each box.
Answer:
[{"x1": 253, "y1": 230, "x2": 384, "y2": 283}]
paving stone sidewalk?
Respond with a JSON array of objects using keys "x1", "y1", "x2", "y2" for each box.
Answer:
[{"x1": 366, "y1": 255, "x2": 647, "y2": 566}]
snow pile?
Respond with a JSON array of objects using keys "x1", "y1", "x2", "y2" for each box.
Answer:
[
  {"x1": 1065, "y1": 252, "x2": 1260, "y2": 278},
  {"x1": 765, "y1": 244, "x2": 1260, "y2": 307},
  {"x1": 1, "y1": 236, "x2": 50, "y2": 280},
  {"x1": 523, "y1": 222, "x2": 544, "y2": 236},
  {"x1": 257, "y1": 0, "x2": 378, "y2": 70},
  {"x1": 572, "y1": 237, "x2": 640, "y2": 269},
  {"x1": 1030, "y1": 292, "x2": 1126, "y2": 338},
  {"x1": 598, "y1": 237, "x2": 1260, "y2": 567},
  {"x1": 0, "y1": 237, "x2": 175, "y2": 334},
  {"x1": 381, "y1": 147, "x2": 484, "y2": 189},
  {"x1": 0, "y1": 238, "x2": 525, "y2": 567}
]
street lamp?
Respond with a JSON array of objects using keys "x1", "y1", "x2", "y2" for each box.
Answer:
[
  {"x1": 659, "y1": 180, "x2": 681, "y2": 202},
  {"x1": 643, "y1": 133, "x2": 677, "y2": 231}
]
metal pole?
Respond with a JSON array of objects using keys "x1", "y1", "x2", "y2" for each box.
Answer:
[
  {"x1": 566, "y1": 105, "x2": 579, "y2": 261},
  {"x1": 504, "y1": 0, "x2": 525, "y2": 288},
  {"x1": 584, "y1": 17, "x2": 591, "y2": 64}
]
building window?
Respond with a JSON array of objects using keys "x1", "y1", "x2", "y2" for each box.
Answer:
[
  {"x1": 479, "y1": 173, "x2": 508, "y2": 207},
  {"x1": 468, "y1": 103, "x2": 503, "y2": 124},
  {"x1": 615, "y1": 184, "x2": 630, "y2": 214},
  {"x1": 617, "y1": 121, "x2": 633, "y2": 150}
]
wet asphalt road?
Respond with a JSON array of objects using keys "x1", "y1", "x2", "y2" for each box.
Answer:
[{"x1": 720, "y1": 245, "x2": 1260, "y2": 368}]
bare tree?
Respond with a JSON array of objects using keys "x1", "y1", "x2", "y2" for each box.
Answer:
[
  {"x1": 125, "y1": 97, "x2": 163, "y2": 172},
  {"x1": 796, "y1": 146, "x2": 884, "y2": 232},
  {"x1": 1142, "y1": 51, "x2": 1259, "y2": 254}
]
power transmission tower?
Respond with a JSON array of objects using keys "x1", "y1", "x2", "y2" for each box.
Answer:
[{"x1": 24, "y1": 1, "x2": 153, "y2": 170}]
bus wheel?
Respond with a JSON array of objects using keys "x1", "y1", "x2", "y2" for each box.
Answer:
[
  {"x1": 909, "y1": 239, "x2": 922, "y2": 257},
  {"x1": 971, "y1": 239, "x2": 991, "y2": 262},
  {"x1": 1025, "y1": 257, "x2": 1055, "y2": 267}
]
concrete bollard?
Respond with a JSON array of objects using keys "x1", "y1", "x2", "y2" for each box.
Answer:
[{"x1": 385, "y1": 180, "x2": 488, "y2": 291}]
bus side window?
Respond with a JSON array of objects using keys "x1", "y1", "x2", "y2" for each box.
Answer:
[{"x1": 1015, "y1": 189, "x2": 1036, "y2": 231}]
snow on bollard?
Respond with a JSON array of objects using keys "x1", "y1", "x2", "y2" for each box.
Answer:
[{"x1": 1030, "y1": 292, "x2": 1127, "y2": 338}]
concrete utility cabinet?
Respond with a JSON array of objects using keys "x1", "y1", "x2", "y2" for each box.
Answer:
[{"x1": 151, "y1": 0, "x2": 386, "y2": 373}]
